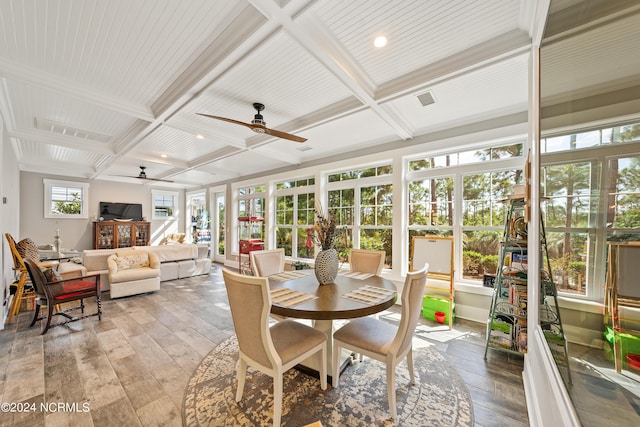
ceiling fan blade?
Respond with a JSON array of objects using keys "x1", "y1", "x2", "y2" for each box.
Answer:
[
  {"x1": 196, "y1": 113, "x2": 254, "y2": 129},
  {"x1": 264, "y1": 127, "x2": 307, "y2": 143},
  {"x1": 137, "y1": 176, "x2": 174, "y2": 183},
  {"x1": 198, "y1": 108, "x2": 307, "y2": 142}
]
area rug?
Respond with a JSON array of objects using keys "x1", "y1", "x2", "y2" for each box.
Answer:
[{"x1": 183, "y1": 336, "x2": 473, "y2": 426}]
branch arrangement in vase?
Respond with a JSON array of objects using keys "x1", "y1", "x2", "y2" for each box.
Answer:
[{"x1": 313, "y1": 208, "x2": 337, "y2": 250}]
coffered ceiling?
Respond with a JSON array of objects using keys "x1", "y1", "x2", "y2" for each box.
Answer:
[{"x1": 1, "y1": 0, "x2": 631, "y2": 189}]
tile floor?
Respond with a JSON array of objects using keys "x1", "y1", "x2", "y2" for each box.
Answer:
[{"x1": 0, "y1": 264, "x2": 531, "y2": 426}]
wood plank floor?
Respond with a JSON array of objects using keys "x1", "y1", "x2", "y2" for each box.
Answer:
[{"x1": 0, "y1": 264, "x2": 529, "y2": 426}]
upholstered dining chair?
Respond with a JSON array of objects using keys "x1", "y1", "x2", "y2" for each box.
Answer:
[
  {"x1": 24, "y1": 258, "x2": 102, "y2": 334},
  {"x1": 4, "y1": 233, "x2": 58, "y2": 324},
  {"x1": 222, "y1": 268, "x2": 327, "y2": 427},
  {"x1": 349, "y1": 248, "x2": 386, "y2": 275},
  {"x1": 331, "y1": 264, "x2": 429, "y2": 419},
  {"x1": 250, "y1": 248, "x2": 286, "y2": 277}
]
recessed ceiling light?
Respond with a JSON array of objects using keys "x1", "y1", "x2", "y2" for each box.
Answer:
[
  {"x1": 161, "y1": 154, "x2": 168, "y2": 158},
  {"x1": 373, "y1": 35, "x2": 387, "y2": 48},
  {"x1": 196, "y1": 134, "x2": 204, "y2": 139}
]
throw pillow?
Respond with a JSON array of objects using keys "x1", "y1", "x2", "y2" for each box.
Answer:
[
  {"x1": 16, "y1": 238, "x2": 40, "y2": 262},
  {"x1": 43, "y1": 268, "x2": 62, "y2": 282},
  {"x1": 115, "y1": 254, "x2": 150, "y2": 270}
]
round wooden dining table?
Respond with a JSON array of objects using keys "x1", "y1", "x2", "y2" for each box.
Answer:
[{"x1": 268, "y1": 270, "x2": 398, "y2": 378}]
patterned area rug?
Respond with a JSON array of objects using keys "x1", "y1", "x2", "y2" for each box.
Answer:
[{"x1": 183, "y1": 335, "x2": 473, "y2": 426}]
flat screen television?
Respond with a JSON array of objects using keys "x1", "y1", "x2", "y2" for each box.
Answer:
[{"x1": 99, "y1": 202, "x2": 143, "y2": 221}]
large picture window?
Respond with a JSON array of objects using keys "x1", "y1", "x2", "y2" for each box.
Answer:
[
  {"x1": 461, "y1": 169, "x2": 523, "y2": 281},
  {"x1": 44, "y1": 179, "x2": 89, "y2": 219},
  {"x1": 328, "y1": 165, "x2": 393, "y2": 268},
  {"x1": 540, "y1": 121, "x2": 640, "y2": 298},
  {"x1": 275, "y1": 178, "x2": 315, "y2": 259},
  {"x1": 237, "y1": 185, "x2": 265, "y2": 249},
  {"x1": 407, "y1": 175, "x2": 454, "y2": 269}
]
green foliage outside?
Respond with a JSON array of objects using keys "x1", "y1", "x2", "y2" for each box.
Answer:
[
  {"x1": 462, "y1": 251, "x2": 498, "y2": 277},
  {"x1": 52, "y1": 193, "x2": 81, "y2": 215}
]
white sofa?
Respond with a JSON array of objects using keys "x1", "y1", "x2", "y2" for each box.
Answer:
[
  {"x1": 107, "y1": 249, "x2": 161, "y2": 298},
  {"x1": 82, "y1": 244, "x2": 211, "y2": 291},
  {"x1": 134, "y1": 245, "x2": 211, "y2": 281}
]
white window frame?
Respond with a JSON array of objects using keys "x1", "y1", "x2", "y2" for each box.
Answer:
[
  {"x1": 405, "y1": 145, "x2": 526, "y2": 284},
  {"x1": 43, "y1": 179, "x2": 89, "y2": 219},
  {"x1": 274, "y1": 180, "x2": 315, "y2": 259},
  {"x1": 327, "y1": 164, "x2": 394, "y2": 267},
  {"x1": 152, "y1": 190, "x2": 178, "y2": 220}
]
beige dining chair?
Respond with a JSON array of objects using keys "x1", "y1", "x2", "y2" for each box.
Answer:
[
  {"x1": 331, "y1": 264, "x2": 429, "y2": 419},
  {"x1": 222, "y1": 268, "x2": 327, "y2": 426},
  {"x1": 250, "y1": 248, "x2": 285, "y2": 277},
  {"x1": 349, "y1": 248, "x2": 385, "y2": 275}
]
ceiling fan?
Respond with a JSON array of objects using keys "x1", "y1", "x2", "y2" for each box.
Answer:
[
  {"x1": 121, "y1": 166, "x2": 174, "y2": 183},
  {"x1": 197, "y1": 102, "x2": 307, "y2": 142}
]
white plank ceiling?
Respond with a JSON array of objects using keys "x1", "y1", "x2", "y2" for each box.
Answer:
[{"x1": 0, "y1": 0, "x2": 638, "y2": 188}]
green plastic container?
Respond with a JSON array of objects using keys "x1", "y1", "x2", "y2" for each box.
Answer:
[
  {"x1": 422, "y1": 296, "x2": 455, "y2": 323},
  {"x1": 604, "y1": 325, "x2": 640, "y2": 359}
]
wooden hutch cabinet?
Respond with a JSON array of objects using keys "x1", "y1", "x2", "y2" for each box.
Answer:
[{"x1": 94, "y1": 221, "x2": 150, "y2": 249}]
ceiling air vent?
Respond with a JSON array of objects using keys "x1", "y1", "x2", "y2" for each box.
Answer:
[
  {"x1": 417, "y1": 90, "x2": 436, "y2": 107},
  {"x1": 34, "y1": 117, "x2": 112, "y2": 143}
]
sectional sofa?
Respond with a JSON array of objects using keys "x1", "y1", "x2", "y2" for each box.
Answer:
[{"x1": 82, "y1": 244, "x2": 211, "y2": 291}]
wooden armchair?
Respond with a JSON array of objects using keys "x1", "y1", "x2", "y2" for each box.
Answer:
[
  {"x1": 4, "y1": 233, "x2": 58, "y2": 324},
  {"x1": 24, "y1": 258, "x2": 102, "y2": 334}
]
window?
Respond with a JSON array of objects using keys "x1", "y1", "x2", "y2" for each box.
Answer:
[
  {"x1": 237, "y1": 184, "x2": 265, "y2": 243},
  {"x1": 462, "y1": 169, "x2": 523, "y2": 280},
  {"x1": 328, "y1": 165, "x2": 392, "y2": 182},
  {"x1": 328, "y1": 165, "x2": 393, "y2": 267},
  {"x1": 409, "y1": 142, "x2": 523, "y2": 171},
  {"x1": 542, "y1": 121, "x2": 640, "y2": 153},
  {"x1": 540, "y1": 121, "x2": 640, "y2": 298},
  {"x1": 359, "y1": 184, "x2": 393, "y2": 263},
  {"x1": 44, "y1": 179, "x2": 89, "y2": 219},
  {"x1": 407, "y1": 175, "x2": 454, "y2": 267},
  {"x1": 216, "y1": 193, "x2": 226, "y2": 256},
  {"x1": 407, "y1": 143, "x2": 525, "y2": 283},
  {"x1": 275, "y1": 178, "x2": 315, "y2": 259},
  {"x1": 152, "y1": 190, "x2": 178, "y2": 219}
]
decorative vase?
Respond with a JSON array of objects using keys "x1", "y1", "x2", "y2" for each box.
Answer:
[{"x1": 314, "y1": 248, "x2": 339, "y2": 285}]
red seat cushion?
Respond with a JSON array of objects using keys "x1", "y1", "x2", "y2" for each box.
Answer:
[{"x1": 49, "y1": 280, "x2": 97, "y2": 301}]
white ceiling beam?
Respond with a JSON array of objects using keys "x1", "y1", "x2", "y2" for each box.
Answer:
[
  {"x1": 18, "y1": 160, "x2": 96, "y2": 177},
  {"x1": 0, "y1": 77, "x2": 17, "y2": 130},
  {"x1": 195, "y1": 166, "x2": 241, "y2": 178},
  {"x1": 249, "y1": 0, "x2": 414, "y2": 140},
  {"x1": 165, "y1": 119, "x2": 247, "y2": 149},
  {"x1": 92, "y1": 5, "x2": 271, "y2": 180},
  {"x1": 0, "y1": 58, "x2": 154, "y2": 121},
  {"x1": 122, "y1": 155, "x2": 190, "y2": 170},
  {"x1": 249, "y1": 143, "x2": 302, "y2": 165},
  {"x1": 187, "y1": 147, "x2": 245, "y2": 169},
  {"x1": 376, "y1": 30, "x2": 532, "y2": 103},
  {"x1": 9, "y1": 129, "x2": 116, "y2": 155}
]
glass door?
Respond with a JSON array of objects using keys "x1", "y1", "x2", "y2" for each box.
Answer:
[
  {"x1": 187, "y1": 192, "x2": 209, "y2": 245},
  {"x1": 209, "y1": 188, "x2": 226, "y2": 263}
]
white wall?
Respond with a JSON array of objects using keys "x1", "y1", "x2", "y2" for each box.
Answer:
[
  {"x1": 1, "y1": 115, "x2": 20, "y2": 327},
  {"x1": 19, "y1": 172, "x2": 185, "y2": 251}
]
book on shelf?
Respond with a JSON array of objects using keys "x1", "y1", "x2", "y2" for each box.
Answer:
[
  {"x1": 509, "y1": 284, "x2": 528, "y2": 311},
  {"x1": 510, "y1": 252, "x2": 528, "y2": 271}
]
